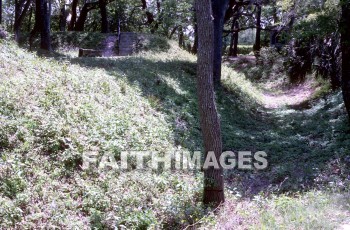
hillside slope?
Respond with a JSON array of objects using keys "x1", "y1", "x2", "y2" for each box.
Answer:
[{"x1": 0, "y1": 38, "x2": 349, "y2": 229}]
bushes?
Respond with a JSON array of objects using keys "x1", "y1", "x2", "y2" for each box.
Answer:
[
  {"x1": 285, "y1": 40, "x2": 313, "y2": 83},
  {"x1": 238, "y1": 45, "x2": 253, "y2": 55},
  {"x1": 0, "y1": 40, "x2": 207, "y2": 228},
  {"x1": 286, "y1": 7, "x2": 341, "y2": 86},
  {"x1": 137, "y1": 34, "x2": 171, "y2": 52}
]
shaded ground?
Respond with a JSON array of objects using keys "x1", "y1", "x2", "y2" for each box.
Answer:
[
  {"x1": 101, "y1": 35, "x2": 118, "y2": 57},
  {"x1": 1, "y1": 40, "x2": 349, "y2": 229},
  {"x1": 68, "y1": 53, "x2": 350, "y2": 196},
  {"x1": 262, "y1": 79, "x2": 317, "y2": 109},
  {"x1": 223, "y1": 55, "x2": 257, "y2": 71},
  {"x1": 225, "y1": 55, "x2": 321, "y2": 109}
]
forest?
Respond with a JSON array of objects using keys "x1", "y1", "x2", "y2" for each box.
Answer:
[{"x1": 0, "y1": 0, "x2": 350, "y2": 229}]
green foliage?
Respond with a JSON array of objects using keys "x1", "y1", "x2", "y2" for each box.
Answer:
[
  {"x1": 238, "y1": 45, "x2": 254, "y2": 55},
  {"x1": 137, "y1": 34, "x2": 171, "y2": 52},
  {"x1": 287, "y1": 1, "x2": 341, "y2": 84},
  {"x1": 0, "y1": 33, "x2": 349, "y2": 229},
  {"x1": 20, "y1": 32, "x2": 110, "y2": 51},
  {"x1": 257, "y1": 191, "x2": 350, "y2": 229}
]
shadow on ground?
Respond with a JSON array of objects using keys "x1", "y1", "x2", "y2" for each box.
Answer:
[{"x1": 67, "y1": 55, "x2": 350, "y2": 197}]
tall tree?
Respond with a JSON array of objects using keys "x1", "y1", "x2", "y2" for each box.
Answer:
[
  {"x1": 341, "y1": 0, "x2": 350, "y2": 119},
  {"x1": 253, "y1": 3, "x2": 262, "y2": 52},
  {"x1": 99, "y1": 0, "x2": 109, "y2": 33},
  {"x1": 68, "y1": 0, "x2": 78, "y2": 30},
  {"x1": 227, "y1": 4, "x2": 240, "y2": 57},
  {"x1": 229, "y1": 20, "x2": 239, "y2": 57},
  {"x1": 14, "y1": 0, "x2": 32, "y2": 42},
  {"x1": 196, "y1": 0, "x2": 225, "y2": 205},
  {"x1": 212, "y1": 0, "x2": 230, "y2": 88},
  {"x1": 30, "y1": 0, "x2": 51, "y2": 51},
  {"x1": 178, "y1": 25, "x2": 184, "y2": 47},
  {"x1": 191, "y1": 24, "x2": 198, "y2": 54},
  {"x1": 141, "y1": 0, "x2": 156, "y2": 33},
  {"x1": 40, "y1": 0, "x2": 51, "y2": 50},
  {"x1": 59, "y1": 5, "x2": 67, "y2": 31},
  {"x1": 0, "y1": 0, "x2": 2, "y2": 24},
  {"x1": 74, "y1": 1, "x2": 99, "y2": 31}
]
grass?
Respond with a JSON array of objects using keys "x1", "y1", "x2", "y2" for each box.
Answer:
[
  {"x1": 19, "y1": 31, "x2": 111, "y2": 51},
  {"x1": 0, "y1": 34, "x2": 350, "y2": 229},
  {"x1": 224, "y1": 45, "x2": 254, "y2": 56}
]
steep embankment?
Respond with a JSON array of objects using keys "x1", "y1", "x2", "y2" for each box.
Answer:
[
  {"x1": 0, "y1": 37, "x2": 349, "y2": 229},
  {"x1": 0, "y1": 39, "x2": 206, "y2": 229}
]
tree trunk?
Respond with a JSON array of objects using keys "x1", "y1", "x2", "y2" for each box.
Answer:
[
  {"x1": 74, "y1": 1, "x2": 99, "y2": 31},
  {"x1": 40, "y1": 0, "x2": 51, "y2": 50},
  {"x1": 0, "y1": 0, "x2": 2, "y2": 24},
  {"x1": 99, "y1": 0, "x2": 109, "y2": 33},
  {"x1": 212, "y1": 0, "x2": 230, "y2": 88},
  {"x1": 29, "y1": 0, "x2": 41, "y2": 50},
  {"x1": 31, "y1": 0, "x2": 51, "y2": 51},
  {"x1": 141, "y1": 0, "x2": 156, "y2": 33},
  {"x1": 270, "y1": 30, "x2": 278, "y2": 46},
  {"x1": 178, "y1": 26, "x2": 184, "y2": 48},
  {"x1": 14, "y1": 0, "x2": 31, "y2": 42},
  {"x1": 68, "y1": 0, "x2": 78, "y2": 31},
  {"x1": 254, "y1": 4, "x2": 261, "y2": 52},
  {"x1": 168, "y1": 25, "x2": 178, "y2": 39},
  {"x1": 272, "y1": 5, "x2": 278, "y2": 24},
  {"x1": 341, "y1": 0, "x2": 350, "y2": 119},
  {"x1": 191, "y1": 24, "x2": 198, "y2": 54},
  {"x1": 229, "y1": 20, "x2": 239, "y2": 57},
  {"x1": 229, "y1": 18, "x2": 238, "y2": 56},
  {"x1": 59, "y1": 5, "x2": 66, "y2": 31},
  {"x1": 233, "y1": 24, "x2": 239, "y2": 56},
  {"x1": 28, "y1": 6, "x2": 33, "y2": 31},
  {"x1": 196, "y1": 0, "x2": 224, "y2": 206}
]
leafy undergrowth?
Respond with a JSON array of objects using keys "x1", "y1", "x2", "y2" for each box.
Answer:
[
  {"x1": 18, "y1": 31, "x2": 171, "y2": 56},
  {"x1": 18, "y1": 32, "x2": 111, "y2": 51},
  {"x1": 0, "y1": 36, "x2": 349, "y2": 229}
]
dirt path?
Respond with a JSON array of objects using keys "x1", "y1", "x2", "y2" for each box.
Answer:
[
  {"x1": 225, "y1": 55, "x2": 317, "y2": 109},
  {"x1": 262, "y1": 80, "x2": 317, "y2": 109}
]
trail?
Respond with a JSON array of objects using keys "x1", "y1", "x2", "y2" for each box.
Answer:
[
  {"x1": 225, "y1": 55, "x2": 317, "y2": 109},
  {"x1": 262, "y1": 80, "x2": 317, "y2": 109},
  {"x1": 221, "y1": 55, "x2": 349, "y2": 230}
]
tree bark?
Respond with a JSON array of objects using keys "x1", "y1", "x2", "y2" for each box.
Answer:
[
  {"x1": 191, "y1": 24, "x2": 198, "y2": 54},
  {"x1": 229, "y1": 20, "x2": 239, "y2": 57},
  {"x1": 341, "y1": 0, "x2": 350, "y2": 119},
  {"x1": 28, "y1": 6, "x2": 33, "y2": 31},
  {"x1": 196, "y1": 0, "x2": 225, "y2": 206},
  {"x1": 178, "y1": 26, "x2": 184, "y2": 48},
  {"x1": 272, "y1": 4, "x2": 278, "y2": 24},
  {"x1": 141, "y1": 0, "x2": 156, "y2": 33},
  {"x1": 253, "y1": 4, "x2": 261, "y2": 52},
  {"x1": 212, "y1": 0, "x2": 230, "y2": 88},
  {"x1": 229, "y1": 18, "x2": 239, "y2": 57},
  {"x1": 74, "y1": 1, "x2": 99, "y2": 31},
  {"x1": 0, "y1": 0, "x2": 2, "y2": 24},
  {"x1": 270, "y1": 30, "x2": 277, "y2": 46},
  {"x1": 14, "y1": 0, "x2": 31, "y2": 42},
  {"x1": 40, "y1": 0, "x2": 51, "y2": 50},
  {"x1": 30, "y1": 0, "x2": 51, "y2": 51},
  {"x1": 99, "y1": 0, "x2": 109, "y2": 33},
  {"x1": 59, "y1": 5, "x2": 66, "y2": 31},
  {"x1": 29, "y1": 0, "x2": 41, "y2": 50},
  {"x1": 168, "y1": 25, "x2": 179, "y2": 39},
  {"x1": 68, "y1": 0, "x2": 78, "y2": 31}
]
